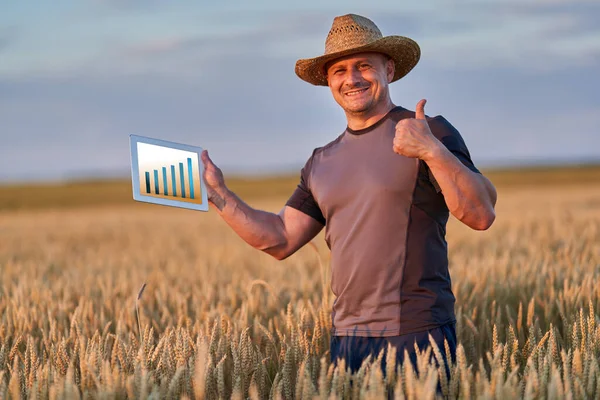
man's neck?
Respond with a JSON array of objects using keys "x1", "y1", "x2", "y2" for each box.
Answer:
[{"x1": 345, "y1": 100, "x2": 396, "y2": 131}]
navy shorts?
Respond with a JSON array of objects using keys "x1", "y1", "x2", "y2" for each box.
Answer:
[{"x1": 330, "y1": 321, "x2": 457, "y2": 378}]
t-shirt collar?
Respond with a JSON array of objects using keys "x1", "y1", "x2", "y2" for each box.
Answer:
[{"x1": 346, "y1": 106, "x2": 405, "y2": 136}]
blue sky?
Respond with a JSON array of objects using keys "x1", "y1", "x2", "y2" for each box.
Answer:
[{"x1": 1, "y1": 0, "x2": 599, "y2": 182}]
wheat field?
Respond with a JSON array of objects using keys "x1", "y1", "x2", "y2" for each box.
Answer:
[{"x1": 0, "y1": 172, "x2": 599, "y2": 399}]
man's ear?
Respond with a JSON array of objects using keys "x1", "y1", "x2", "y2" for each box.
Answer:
[
  {"x1": 386, "y1": 57, "x2": 395, "y2": 82},
  {"x1": 322, "y1": 64, "x2": 330, "y2": 85}
]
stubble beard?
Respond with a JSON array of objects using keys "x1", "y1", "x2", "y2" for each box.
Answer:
[
  {"x1": 340, "y1": 87, "x2": 389, "y2": 118},
  {"x1": 343, "y1": 98, "x2": 374, "y2": 116},
  {"x1": 337, "y1": 84, "x2": 371, "y2": 115}
]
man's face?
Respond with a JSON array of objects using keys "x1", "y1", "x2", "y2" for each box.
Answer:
[{"x1": 325, "y1": 52, "x2": 394, "y2": 115}]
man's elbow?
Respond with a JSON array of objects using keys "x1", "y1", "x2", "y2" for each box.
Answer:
[
  {"x1": 260, "y1": 242, "x2": 293, "y2": 261},
  {"x1": 470, "y1": 209, "x2": 496, "y2": 231},
  {"x1": 265, "y1": 248, "x2": 291, "y2": 261}
]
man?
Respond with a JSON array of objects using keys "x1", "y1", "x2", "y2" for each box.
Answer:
[{"x1": 200, "y1": 13, "x2": 497, "y2": 378}]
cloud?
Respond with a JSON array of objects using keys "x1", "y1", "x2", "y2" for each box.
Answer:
[
  {"x1": 369, "y1": 2, "x2": 600, "y2": 71},
  {"x1": 124, "y1": 12, "x2": 329, "y2": 56},
  {"x1": 68, "y1": 2, "x2": 599, "y2": 81},
  {"x1": 3, "y1": 3, "x2": 599, "y2": 78},
  {"x1": 132, "y1": 4, "x2": 600, "y2": 73},
  {"x1": 67, "y1": 11, "x2": 331, "y2": 80}
]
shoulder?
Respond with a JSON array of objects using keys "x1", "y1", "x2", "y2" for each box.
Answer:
[
  {"x1": 299, "y1": 131, "x2": 345, "y2": 183},
  {"x1": 425, "y1": 115, "x2": 474, "y2": 154},
  {"x1": 426, "y1": 114, "x2": 481, "y2": 173},
  {"x1": 387, "y1": 106, "x2": 414, "y2": 124},
  {"x1": 307, "y1": 131, "x2": 345, "y2": 162},
  {"x1": 426, "y1": 115, "x2": 462, "y2": 141},
  {"x1": 388, "y1": 107, "x2": 459, "y2": 138}
]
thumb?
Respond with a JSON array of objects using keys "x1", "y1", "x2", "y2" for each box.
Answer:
[
  {"x1": 201, "y1": 150, "x2": 214, "y2": 168},
  {"x1": 415, "y1": 99, "x2": 427, "y2": 120}
]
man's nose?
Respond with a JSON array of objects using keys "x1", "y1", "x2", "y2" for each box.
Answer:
[{"x1": 344, "y1": 68, "x2": 364, "y2": 86}]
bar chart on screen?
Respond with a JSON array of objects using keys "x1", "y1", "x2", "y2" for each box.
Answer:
[{"x1": 143, "y1": 157, "x2": 195, "y2": 199}]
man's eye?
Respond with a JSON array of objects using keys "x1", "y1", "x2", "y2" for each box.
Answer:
[{"x1": 359, "y1": 64, "x2": 370, "y2": 69}]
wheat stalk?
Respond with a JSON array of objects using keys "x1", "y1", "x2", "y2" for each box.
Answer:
[{"x1": 136, "y1": 283, "x2": 147, "y2": 344}]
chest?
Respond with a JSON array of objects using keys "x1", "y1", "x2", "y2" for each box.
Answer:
[{"x1": 309, "y1": 132, "x2": 419, "y2": 219}]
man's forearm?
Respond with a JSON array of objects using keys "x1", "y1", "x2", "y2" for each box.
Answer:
[
  {"x1": 423, "y1": 144, "x2": 497, "y2": 230},
  {"x1": 210, "y1": 187, "x2": 288, "y2": 253}
]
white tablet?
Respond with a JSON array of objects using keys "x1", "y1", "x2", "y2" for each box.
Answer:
[{"x1": 129, "y1": 134, "x2": 209, "y2": 211}]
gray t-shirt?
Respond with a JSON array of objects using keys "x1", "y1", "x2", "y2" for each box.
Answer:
[{"x1": 286, "y1": 106, "x2": 481, "y2": 337}]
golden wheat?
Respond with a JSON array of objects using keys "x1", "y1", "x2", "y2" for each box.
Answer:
[{"x1": 0, "y1": 183, "x2": 598, "y2": 398}]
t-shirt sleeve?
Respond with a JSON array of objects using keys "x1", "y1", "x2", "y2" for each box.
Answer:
[
  {"x1": 427, "y1": 115, "x2": 481, "y2": 193},
  {"x1": 285, "y1": 152, "x2": 326, "y2": 225}
]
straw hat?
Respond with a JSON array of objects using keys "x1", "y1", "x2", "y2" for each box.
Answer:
[{"x1": 295, "y1": 14, "x2": 420, "y2": 86}]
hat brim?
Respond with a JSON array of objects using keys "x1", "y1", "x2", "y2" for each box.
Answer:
[{"x1": 295, "y1": 36, "x2": 420, "y2": 86}]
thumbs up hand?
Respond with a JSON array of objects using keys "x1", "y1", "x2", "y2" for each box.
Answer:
[{"x1": 393, "y1": 99, "x2": 440, "y2": 161}]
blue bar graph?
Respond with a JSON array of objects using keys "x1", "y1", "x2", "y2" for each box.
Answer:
[
  {"x1": 171, "y1": 165, "x2": 177, "y2": 197},
  {"x1": 142, "y1": 156, "x2": 197, "y2": 201},
  {"x1": 179, "y1": 162, "x2": 186, "y2": 198},
  {"x1": 187, "y1": 157, "x2": 194, "y2": 199},
  {"x1": 162, "y1": 167, "x2": 168, "y2": 195}
]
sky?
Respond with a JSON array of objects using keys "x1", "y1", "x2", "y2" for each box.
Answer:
[{"x1": 1, "y1": 0, "x2": 599, "y2": 182}]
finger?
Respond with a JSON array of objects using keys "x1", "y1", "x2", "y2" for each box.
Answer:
[{"x1": 415, "y1": 99, "x2": 427, "y2": 120}]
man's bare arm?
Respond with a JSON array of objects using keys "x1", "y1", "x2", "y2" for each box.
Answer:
[
  {"x1": 201, "y1": 151, "x2": 324, "y2": 260},
  {"x1": 393, "y1": 99, "x2": 496, "y2": 231},
  {"x1": 422, "y1": 146, "x2": 497, "y2": 230}
]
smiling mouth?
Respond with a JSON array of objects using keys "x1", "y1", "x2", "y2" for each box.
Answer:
[{"x1": 344, "y1": 87, "x2": 369, "y2": 96}]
